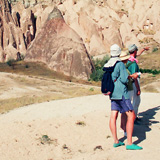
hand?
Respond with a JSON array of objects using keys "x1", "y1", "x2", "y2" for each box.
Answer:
[
  {"x1": 144, "y1": 47, "x2": 150, "y2": 51},
  {"x1": 104, "y1": 91, "x2": 111, "y2": 96},
  {"x1": 130, "y1": 73, "x2": 138, "y2": 79},
  {"x1": 137, "y1": 90, "x2": 141, "y2": 96}
]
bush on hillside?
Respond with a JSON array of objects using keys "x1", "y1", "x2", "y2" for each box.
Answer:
[
  {"x1": 89, "y1": 54, "x2": 160, "y2": 82},
  {"x1": 89, "y1": 55, "x2": 110, "y2": 81},
  {"x1": 152, "y1": 47, "x2": 158, "y2": 52},
  {"x1": 140, "y1": 68, "x2": 160, "y2": 75},
  {"x1": 6, "y1": 59, "x2": 16, "y2": 66}
]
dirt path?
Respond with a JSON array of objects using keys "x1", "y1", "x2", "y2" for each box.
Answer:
[{"x1": 0, "y1": 92, "x2": 159, "y2": 160}]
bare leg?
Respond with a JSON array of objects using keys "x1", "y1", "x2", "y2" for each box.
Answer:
[
  {"x1": 120, "y1": 113, "x2": 127, "y2": 132},
  {"x1": 109, "y1": 110, "x2": 119, "y2": 143},
  {"x1": 125, "y1": 110, "x2": 136, "y2": 145},
  {"x1": 132, "y1": 82, "x2": 141, "y2": 118}
]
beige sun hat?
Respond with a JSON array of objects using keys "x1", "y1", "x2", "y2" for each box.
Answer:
[{"x1": 120, "y1": 51, "x2": 130, "y2": 61}]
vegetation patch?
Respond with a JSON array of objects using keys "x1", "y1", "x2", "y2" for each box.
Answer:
[
  {"x1": 62, "y1": 144, "x2": 71, "y2": 153},
  {"x1": 76, "y1": 121, "x2": 86, "y2": 126},
  {"x1": 89, "y1": 87, "x2": 94, "y2": 91},
  {"x1": 89, "y1": 49, "x2": 160, "y2": 93},
  {"x1": 106, "y1": 135, "x2": 111, "y2": 139},
  {"x1": 142, "y1": 85, "x2": 159, "y2": 93},
  {"x1": 0, "y1": 95, "x2": 65, "y2": 114},
  {"x1": 140, "y1": 68, "x2": 160, "y2": 75},
  {"x1": 39, "y1": 135, "x2": 58, "y2": 145},
  {"x1": 94, "y1": 145, "x2": 103, "y2": 151},
  {"x1": 89, "y1": 55, "x2": 110, "y2": 82}
]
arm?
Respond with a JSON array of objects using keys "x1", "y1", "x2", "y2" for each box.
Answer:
[
  {"x1": 137, "y1": 46, "x2": 150, "y2": 56},
  {"x1": 134, "y1": 78, "x2": 141, "y2": 95},
  {"x1": 128, "y1": 64, "x2": 141, "y2": 95}
]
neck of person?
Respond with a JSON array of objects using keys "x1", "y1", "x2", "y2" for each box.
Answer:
[{"x1": 111, "y1": 55, "x2": 120, "y2": 58}]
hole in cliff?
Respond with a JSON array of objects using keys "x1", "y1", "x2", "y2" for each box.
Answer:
[
  {"x1": 13, "y1": 42, "x2": 17, "y2": 49},
  {"x1": 16, "y1": 12, "x2": 21, "y2": 27},
  {"x1": 62, "y1": 11, "x2": 65, "y2": 16},
  {"x1": 73, "y1": 1, "x2": 77, "y2": 5}
]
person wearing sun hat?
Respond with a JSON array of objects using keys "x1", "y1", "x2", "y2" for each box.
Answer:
[
  {"x1": 120, "y1": 51, "x2": 130, "y2": 61},
  {"x1": 120, "y1": 51, "x2": 139, "y2": 137},
  {"x1": 120, "y1": 51, "x2": 139, "y2": 89},
  {"x1": 127, "y1": 44, "x2": 149, "y2": 122},
  {"x1": 104, "y1": 44, "x2": 143, "y2": 150},
  {"x1": 104, "y1": 44, "x2": 121, "y2": 68}
]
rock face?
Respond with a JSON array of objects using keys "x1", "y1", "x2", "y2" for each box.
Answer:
[
  {"x1": 0, "y1": 0, "x2": 36, "y2": 61},
  {"x1": 5, "y1": 0, "x2": 160, "y2": 57},
  {"x1": 25, "y1": 8, "x2": 94, "y2": 80},
  {"x1": 59, "y1": 0, "x2": 160, "y2": 54},
  {"x1": 0, "y1": 0, "x2": 160, "y2": 79}
]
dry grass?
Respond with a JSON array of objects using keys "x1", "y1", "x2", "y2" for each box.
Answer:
[
  {"x1": 138, "y1": 49, "x2": 160, "y2": 92},
  {"x1": 138, "y1": 49, "x2": 160, "y2": 70},
  {"x1": 0, "y1": 61, "x2": 100, "y2": 86},
  {"x1": 0, "y1": 94, "x2": 67, "y2": 114},
  {"x1": 142, "y1": 85, "x2": 159, "y2": 93},
  {"x1": 0, "y1": 61, "x2": 101, "y2": 114},
  {"x1": 0, "y1": 52, "x2": 159, "y2": 114},
  {"x1": 0, "y1": 61, "x2": 73, "y2": 81}
]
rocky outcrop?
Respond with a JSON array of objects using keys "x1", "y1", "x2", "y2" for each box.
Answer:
[
  {"x1": 1, "y1": 0, "x2": 160, "y2": 58},
  {"x1": 0, "y1": 0, "x2": 160, "y2": 79},
  {"x1": 55, "y1": 0, "x2": 160, "y2": 55},
  {"x1": 25, "y1": 8, "x2": 94, "y2": 80},
  {"x1": 0, "y1": 0, "x2": 36, "y2": 61}
]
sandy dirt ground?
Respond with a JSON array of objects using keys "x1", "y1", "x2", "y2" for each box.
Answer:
[{"x1": 0, "y1": 92, "x2": 159, "y2": 160}]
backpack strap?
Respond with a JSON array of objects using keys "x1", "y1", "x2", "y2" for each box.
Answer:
[
  {"x1": 113, "y1": 61, "x2": 120, "y2": 82},
  {"x1": 103, "y1": 61, "x2": 120, "y2": 72},
  {"x1": 114, "y1": 60, "x2": 120, "y2": 66},
  {"x1": 126, "y1": 61, "x2": 136, "y2": 68}
]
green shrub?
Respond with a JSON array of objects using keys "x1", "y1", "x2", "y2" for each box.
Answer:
[
  {"x1": 152, "y1": 47, "x2": 158, "y2": 52},
  {"x1": 90, "y1": 69, "x2": 104, "y2": 82},
  {"x1": 90, "y1": 55, "x2": 110, "y2": 81},
  {"x1": 39, "y1": 135, "x2": 56, "y2": 145},
  {"x1": 6, "y1": 59, "x2": 16, "y2": 66},
  {"x1": 89, "y1": 88, "x2": 94, "y2": 91},
  {"x1": 140, "y1": 68, "x2": 160, "y2": 75},
  {"x1": 25, "y1": 64, "x2": 29, "y2": 68}
]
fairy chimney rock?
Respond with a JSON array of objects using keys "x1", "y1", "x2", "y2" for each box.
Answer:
[{"x1": 25, "y1": 7, "x2": 93, "y2": 80}]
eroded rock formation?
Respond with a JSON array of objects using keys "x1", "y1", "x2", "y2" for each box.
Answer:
[
  {"x1": 25, "y1": 7, "x2": 94, "y2": 80},
  {"x1": 0, "y1": 0, "x2": 36, "y2": 61},
  {"x1": 0, "y1": 0, "x2": 160, "y2": 79}
]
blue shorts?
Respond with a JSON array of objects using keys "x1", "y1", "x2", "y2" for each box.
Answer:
[{"x1": 111, "y1": 96, "x2": 133, "y2": 113}]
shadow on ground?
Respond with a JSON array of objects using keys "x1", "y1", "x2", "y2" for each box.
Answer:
[{"x1": 120, "y1": 106, "x2": 160, "y2": 144}]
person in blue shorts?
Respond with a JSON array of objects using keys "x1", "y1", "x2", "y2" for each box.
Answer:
[{"x1": 104, "y1": 44, "x2": 142, "y2": 150}]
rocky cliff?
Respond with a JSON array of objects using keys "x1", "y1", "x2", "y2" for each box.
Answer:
[{"x1": 0, "y1": 0, "x2": 160, "y2": 79}]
